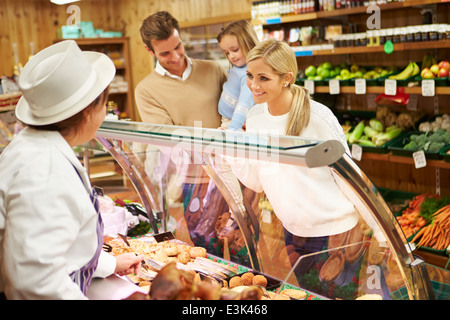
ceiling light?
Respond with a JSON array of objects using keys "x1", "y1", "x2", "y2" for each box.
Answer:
[{"x1": 50, "y1": 0, "x2": 81, "y2": 5}]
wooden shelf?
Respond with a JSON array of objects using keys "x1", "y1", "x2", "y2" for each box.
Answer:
[
  {"x1": 180, "y1": 12, "x2": 251, "y2": 28},
  {"x1": 308, "y1": 40, "x2": 450, "y2": 56},
  {"x1": 312, "y1": 85, "x2": 450, "y2": 95},
  {"x1": 252, "y1": 0, "x2": 448, "y2": 25},
  {"x1": 359, "y1": 151, "x2": 450, "y2": 169}
]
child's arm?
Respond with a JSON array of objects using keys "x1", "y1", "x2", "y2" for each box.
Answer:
[{"x1": 228, "y1": 77, "x2": 254, "y2": 131}]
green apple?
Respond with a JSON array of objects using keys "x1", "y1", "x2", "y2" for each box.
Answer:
[
  {"x1": 314, "y1": 75, "x2": 322, "y2": 81},
  {"x1": 305, "y1": 65, "x2": 316, "y2": 77},
  {"x1": 350, "y1": 64, "x2": 359, "y2": 73},
  {"x1": 322, "y1": 62, "x2": 333, "y2": 70},
  {"x1": 317, "y1": 66, "x2": 324, "y2": 75},
  {"x1": 319, "y1": 69, "x2": 330, "y2": 79},
  {"x1": 340, "y1": 69, "x2": 350, "y2": 77}
]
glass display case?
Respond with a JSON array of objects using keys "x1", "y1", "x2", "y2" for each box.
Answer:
[{"x1": 93, "y1": 120, "x2": 449, "y2": 300}]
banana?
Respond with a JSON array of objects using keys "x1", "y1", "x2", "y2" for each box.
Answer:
[
  {"x1": 412, "y1": 62, "x2": 420, "y2": 76},
  {"x1": 421, "y1": 53, "x2": 437, "y2": 70},
  {"x1": 389, "y1": 62, "x2": 414, "y2": 80}
]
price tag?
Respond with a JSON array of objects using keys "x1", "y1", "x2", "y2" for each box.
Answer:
[
  {"x1": 412, "y1": 150, "x2": 427, "y2": 169},
  {"x1": 329, "y1": 79, "x2": 340, "y2": 95},
  {"x1": 351, "y1": 144, "x2": 363, "y2": 161},
  {"x1": 355, "y1": 78, "x2": 366, "y2": 94},
  {"x1": 384, "y1": 79, "x2": 397, "y2": 96},
  {"x1": 421, "y1": 79, "x2": 435, "y2": 97},
  {"x1": 304, "y1": 79, "x2": 315, "y2": 94}
]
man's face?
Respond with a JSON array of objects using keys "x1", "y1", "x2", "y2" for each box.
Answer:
[{"x1": 149, "y1": 29, "x2": 186, "y2": 77}]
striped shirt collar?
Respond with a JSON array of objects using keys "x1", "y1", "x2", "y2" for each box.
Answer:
[{"x1": 155, "y1": 56, "x2": 192, "y2": 81}]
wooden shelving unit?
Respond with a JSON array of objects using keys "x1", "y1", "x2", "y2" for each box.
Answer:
[
  {"x1": 252, "y1": 0, "x2": 447, "y2": 25},
  {"x1": 59, "y1": 37, "x2": 135, "y2": 120},
  {"x1": 303, "y1": 40, "x2": 450, "y2": 56},
  {"x1": 312, "y1": 85, "x2": 450, "y2": 94},
  {"x1": 361, "y1": 152, "x2": 450, "y2": 169}
]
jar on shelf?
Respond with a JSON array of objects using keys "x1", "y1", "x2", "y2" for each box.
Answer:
[
  {"x1": 429, "y1": 24, "x2": 439, "y2": 41},
  {"x1": 358, "y1": 32, "x2": 367, "y2": 46},
  {"x1": 399, "y1": 27, "x2": 407, "y2": 43},
  {"x1": 406, "y1": 26, "x2": 415, "y2": 42},
  {"x1": 379, "y1": 29, "x2": 386, "y2": 45},
  {"x1": 393, "y1": 28, "x2": 401, "y2": 43},
  {"x1": 420, "y1": 25, "x2": 429, "y2": 42},
  {"x1": 437, "y1": 24, "x2": 447, "y2": 40},
  {"x1": 346, "y1": 34, "x2": 354, "y2": 47},
  {"x1": 385, "y1": 28, "x2": 394, "y2": 43},
  {"x1": 333, "y1": 34, "x2": 344, "y2": 47}
]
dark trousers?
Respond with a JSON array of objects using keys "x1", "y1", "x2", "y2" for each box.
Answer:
[{"x1": 284, "y1": 229, "x2": 328, "y2": 281}]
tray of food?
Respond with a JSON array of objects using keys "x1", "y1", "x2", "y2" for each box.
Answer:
[{"x1": 388, "y1": 130, "x2": 449, "y2": 160}]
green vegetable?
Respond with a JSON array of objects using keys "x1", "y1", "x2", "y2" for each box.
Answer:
[
  {"x1": 127, "y1": 221, "x2": 151, "y2": 237},
  {"x1": 356, "y1": 138, "x2": 376, "y2": 147},
  {"x1": 373, "y1": 128, "x2": 402, "y2": 146},
  {"x1": 369, "y1": 118, "x2": 383, "y2": 132},
  {"x1": 385, "y1": 125, "x2": 400, "y2": 132},
  {"x1": 348, "y1": 121, "x2": 365, "y2": 144},
  {"x1": 404, "y1": 130, "x2": 448, "y2": 152},
  {"x1": 427, "y1": 141, "x2": 445, "y2": 153},
  {"x1": 404, "y1": 141, "x2": 418, "y2": 150},
  {"x1": 363, "y1": 126, "x2": 379, "y2": 138},
  {"x1": 419, "y1": 196, "x2": 450, "y2": 223}
]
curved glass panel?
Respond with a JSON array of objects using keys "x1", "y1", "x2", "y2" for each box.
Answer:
[{"x1": 91, "y1": 120, "x2": 448, "y2": 300}]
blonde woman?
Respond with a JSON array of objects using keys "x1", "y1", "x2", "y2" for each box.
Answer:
[{"x1": 235, "y1": 39, "x2": 358, "y2": 279}]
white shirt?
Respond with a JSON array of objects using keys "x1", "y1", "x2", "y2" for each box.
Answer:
[
  {"x1": 0, "y1": 128, "x2": 115, "y2": 299},
  {"x1": 232, "y1": 100, "x2": 358, "y2": 237},
  {"x1": 154, "y1": 56, "x2": 193, "y2": 81}
]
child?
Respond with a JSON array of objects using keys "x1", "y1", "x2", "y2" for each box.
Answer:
[{"x1": 217, "y1": 20, "x2": 259, "y2": 130}]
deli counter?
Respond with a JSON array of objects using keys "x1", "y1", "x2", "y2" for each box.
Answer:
[{"x1": 88, "y1": 120, "x2": 449, "y2": 300}]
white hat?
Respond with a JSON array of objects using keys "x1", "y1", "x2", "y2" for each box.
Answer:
[{"x1": 16, "y1": 40, "x2": 116, "y2": 126}]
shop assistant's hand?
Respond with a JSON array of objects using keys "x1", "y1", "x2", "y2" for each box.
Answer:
[{"x1": 114, "y1": 253, "x2": 144, "y2": 276}]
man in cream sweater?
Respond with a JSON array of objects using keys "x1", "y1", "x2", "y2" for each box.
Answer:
[
  {"x1": 135, "y1": 11, "x2": 227, "y2": 127},
  {"x1": 134, "y1": 11, "x2": 236, "y2": 256}
]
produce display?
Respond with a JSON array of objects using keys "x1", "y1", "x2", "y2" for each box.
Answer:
[
  {"x1": 299, "y1": 54, "x2": 449, "y2": 86},
  {"x1": 302, "y1": 62, "x2": 395, "y2": 81},
  {"x1": 418, "y1": 114, "x2": 450, "y2": 132},
  {"x1": 420, "y1": 54, "x2": 450, "y2": 79},
  {"x1": 396, "y1": 193, "x2": 450, "y2": 252},
  {"x1": 388, "y1": 61, "x2": 420, "y2": 81},
  {"x1": 346, "y1": 119, "x2": 402, "y2": 147},
  {"x1": 402, "y1": 129, "x2": 450, "y2": 153}
]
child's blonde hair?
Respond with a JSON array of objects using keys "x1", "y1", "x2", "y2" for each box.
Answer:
[
  {"x1": 246, "y1": 39, "x2": 310, "y2": 136},
  {"x1": 217, "y1": 20, "x2": 260, "y2": 58}
]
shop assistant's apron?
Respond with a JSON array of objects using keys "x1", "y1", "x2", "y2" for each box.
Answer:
[{"x1": 70, "y1": 168, "x2": 104, "y2": 295}]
